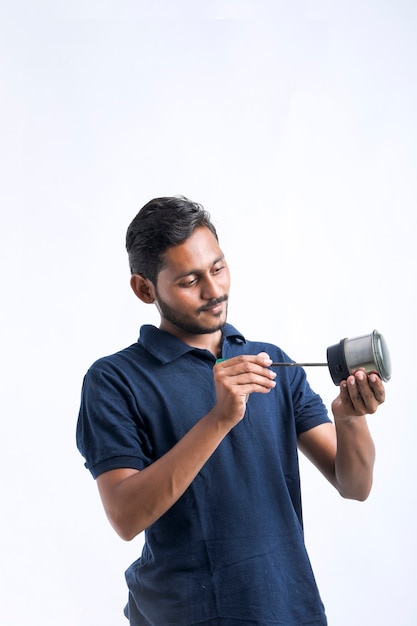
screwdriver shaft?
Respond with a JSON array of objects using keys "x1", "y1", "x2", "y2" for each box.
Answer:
[{"x1": 271, "y1": 362, "x2": 328, "y2": 367}]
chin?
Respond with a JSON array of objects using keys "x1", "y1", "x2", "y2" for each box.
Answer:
[{"x1": 202, "y1": 320, "x2": 227, "y2": 335}]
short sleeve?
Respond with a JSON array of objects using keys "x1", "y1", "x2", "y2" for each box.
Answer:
[
  {"x1": 291, "y1": 367, "x2": 331, "y2": 434},
  {"x1": 76, "y1": 363, "x2": 153, "y2": 479}
]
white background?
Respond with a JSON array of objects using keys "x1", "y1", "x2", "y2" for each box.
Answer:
[{"x1": 1, "y1": 1, "x2": 416, "y2": 624}]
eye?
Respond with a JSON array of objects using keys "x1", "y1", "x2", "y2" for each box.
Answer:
[{"x1": 179, "y1": 277, "x2": 198, "y2": 288}]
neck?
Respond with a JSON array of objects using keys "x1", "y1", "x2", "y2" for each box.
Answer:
[{"x1": 159, "y1": 321, "x2": 223, "y2": 358}]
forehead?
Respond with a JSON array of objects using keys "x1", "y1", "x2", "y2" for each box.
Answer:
[{"x1": 160, "y1": 227, "x2": 223, "y2": 276}]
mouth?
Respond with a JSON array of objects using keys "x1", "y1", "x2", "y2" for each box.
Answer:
[
  {"x1": 198, "y1": 297, "x2": 228, "y2": 315},
  {"x1": 204, "y1": 303, "x2": 223, "y2": 315}
]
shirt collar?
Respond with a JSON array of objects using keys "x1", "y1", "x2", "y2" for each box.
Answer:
[{"x1": 138, "y1": 323, "x2": 246, "y2": 365}]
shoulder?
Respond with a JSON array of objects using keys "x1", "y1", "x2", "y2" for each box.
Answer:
[
  {"x1": 85, "y1": 340, "x2": 149, "y2": 377},
  {"x1": 80, "y1": 342, "x2": 152, "y2": 401}
]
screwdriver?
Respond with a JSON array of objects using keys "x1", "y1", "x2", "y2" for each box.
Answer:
[
  {"x1": 271, "y1": 362, "x2": 328, "y2": 367},
  {"x1": 216, "y1": 358, "x2": 328, "y2": 368}
]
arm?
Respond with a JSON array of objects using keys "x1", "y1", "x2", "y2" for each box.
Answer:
[
  {"x1": 96, "y1": 353, "x2": 277, "y2": 541},
  {"x1": 298, "y1": 369, "x2": 385, "y2": 501}
]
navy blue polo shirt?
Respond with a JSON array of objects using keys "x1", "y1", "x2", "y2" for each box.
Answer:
[{"x1": 77, "y1": 324, "x2": 330, "y2": 625}]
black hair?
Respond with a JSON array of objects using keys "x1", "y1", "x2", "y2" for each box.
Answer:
[{"x1": 126, "y1": 195, "x2": 218, "y2": 284}]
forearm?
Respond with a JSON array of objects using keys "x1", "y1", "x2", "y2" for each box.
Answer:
[
  {"x1": 330, "y1": 371, "x2": 383, "y2": 500},
  {"x1": 334, "y1": 414, "x2": 375, "y2": 501},
  {"x1": 97, "y1": 353, "x2": 276, "y2": 540},
  {"x1": 98, "y1": 407, "x2": 233, "y2": 540}
]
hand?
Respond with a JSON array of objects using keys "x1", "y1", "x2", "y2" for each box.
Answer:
[
  {"x1": 331, "y1": 368, "x2": 386, "y2": 420},
  {"x1": 212, "y1": 352, "x2": 276, "y2": 426}
]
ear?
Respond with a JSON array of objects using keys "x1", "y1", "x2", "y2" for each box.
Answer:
[{"x1": 130, "y1": 274, "x2": 157, "y2": 304}]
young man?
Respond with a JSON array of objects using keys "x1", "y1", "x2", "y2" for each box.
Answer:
[{"x1": 76, "y1": 196, "x2": 385, "y2": 625}]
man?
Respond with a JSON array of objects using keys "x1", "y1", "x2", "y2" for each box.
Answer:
[{"x1": 76, "y1": 196, "x2": 384, "y2": 625}]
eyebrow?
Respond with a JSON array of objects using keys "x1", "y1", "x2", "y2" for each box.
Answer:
[{"x1": 174, "y1": 255, "x2": 225, "y2": 281}]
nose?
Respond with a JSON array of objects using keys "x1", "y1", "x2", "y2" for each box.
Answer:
[{"x1": 201, "y1": 274, "x2": 222, "y2": 300}]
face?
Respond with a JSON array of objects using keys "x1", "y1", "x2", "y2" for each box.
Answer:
[{"x1": 153, "y1": 226, "x2": 230, "y2": 340}]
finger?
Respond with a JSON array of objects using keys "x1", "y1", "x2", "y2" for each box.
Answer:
[
  {"x1": 215, "y1": 358, "x2": 277, "y2": 393},
  {"x1": 216, "y1": 353, "x2": 273, "y2": 368},
  {"x1": 227, "y1": 366, "x2": 277, "y2": 390},
  {"x1": 348, "y1": 371, "x2": 383, "y2": 415},
  {"x1": 255, "y1": 352, "x2": 273, "y2": 366},
  {"x1": 354, "y1": 371, "x2": 379, "y2": 412},
  {"x1": 367, "y1": 372, "x2": 386, "y2": 404},
  {"x1": 338, "y1": 380, "x2": 351, "y2": 404},
  {"x1": 232, "y1": 381, "x2": 276, "y2": 398},
  {"x1": 215, "y1": 354, "x2": 275, "y2": 381},
  {"x1": 345, "y1": 374, "x2": 368, "y2": 415}
]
